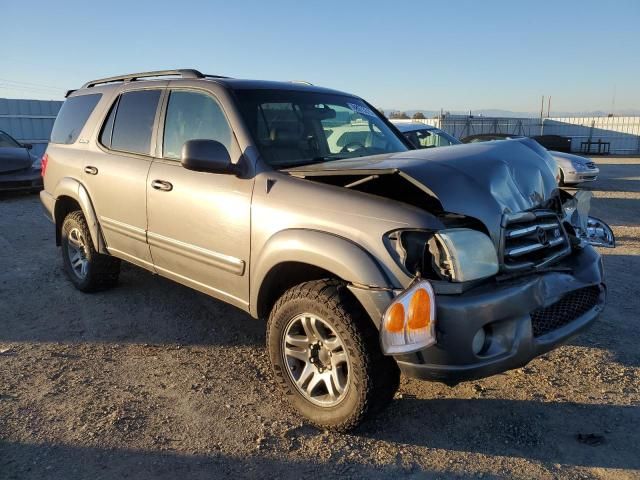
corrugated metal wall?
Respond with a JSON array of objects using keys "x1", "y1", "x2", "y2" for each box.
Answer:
[
  {"x1": 543, "y1": 117, "x2": 640, "y2": 154},
  {"x1": 408, "y1": 115, "x2": 640, "y2": 154},
  {"x1": 0, "y1": 98, "x2": 62, "y2": 157}
]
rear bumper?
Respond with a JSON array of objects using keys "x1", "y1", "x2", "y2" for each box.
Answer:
[
  {"x1": 0, "y1": 169, "x2": 42, "y2": 192},
  {"x1": 394, "y1": 246, "x2": 605, "y2": 384},
  {"x1": 40, "y1": 189, "x2": 55, "y2": 222}
]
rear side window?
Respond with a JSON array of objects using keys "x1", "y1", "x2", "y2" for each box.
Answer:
[
  {"x1": 162, "y1": 90, "x2": 231, "y2": 159},
  {"x1": 99, "y1": 97, "x2": 118, "y2": 148},
  {"x1": 50, "y1": 94, "x2": 101, "y2": 144},
  {"x1": 107, "y1": 90, "x2": 161, "y2": 155}
]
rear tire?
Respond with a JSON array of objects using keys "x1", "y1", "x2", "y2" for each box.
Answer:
[
  {"x1": 61, "y1": 210, "x2": 120, "y2": 292},
  {"x1": 266, "y1": 279, "x2": 400, "y2": 431}
]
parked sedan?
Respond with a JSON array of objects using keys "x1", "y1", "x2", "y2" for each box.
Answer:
[
  {"x1": 0, "y1": 130, "x2": 43, "y2": 192},
  {"x1": 461, "y1": 133, "x2": 598, "y2": 185},
  {"x1": 551, "y1": 151, "x2": 600, "y2": 185}
]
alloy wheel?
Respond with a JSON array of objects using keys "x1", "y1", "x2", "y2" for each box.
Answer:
[
  {"x1": 66, "y1": 227, "x2": 89, "y2": 279},
  {"x1": 282, "y1": 313, "x2": 351, "y2": 407}
]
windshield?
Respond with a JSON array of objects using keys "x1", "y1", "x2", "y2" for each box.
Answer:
[
  {"x1": 404, "y1": 128, "x2": 460, "y2": 149},
  {"x1": 0, "y1": 131, "x2": 21, "y2": 148},
  {"x1": 234, "y1": 90, "x2": 408, "y2": 168}
]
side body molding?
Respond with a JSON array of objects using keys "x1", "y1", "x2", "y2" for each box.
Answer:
[
  {"x1": 250, "y1": 229, "x2": 390, "y2": 317},
  {"x1": 53, "y1": 177, "x2": 107, "y2": 253}
]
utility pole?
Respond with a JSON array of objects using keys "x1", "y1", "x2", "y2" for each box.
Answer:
[
  {"x1": 540, "y1": 95, "x2": 545, "y2": 136},
  {"x1": 547, "y1": 96, "x2": 551, "y2": 118},
  {"x1": 611, "y1": 85, "x2": 616, "y2": 116}
]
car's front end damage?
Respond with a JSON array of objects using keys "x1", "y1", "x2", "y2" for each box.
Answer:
[{"x1": 287, "y1": 138, "x2": 614, "y2": 385}]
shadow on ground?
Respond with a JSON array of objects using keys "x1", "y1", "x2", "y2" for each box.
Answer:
[
  {"x1": 359, "y1": 398, "x2": 639, "y2": 470},
  {"x1": 0, "y1": 440, "x2": 451, "y2": 480}
]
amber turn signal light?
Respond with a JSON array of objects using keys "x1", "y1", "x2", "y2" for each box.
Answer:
[{"x1": 381, "y1": 280, "x2": 436, "y2": 355}]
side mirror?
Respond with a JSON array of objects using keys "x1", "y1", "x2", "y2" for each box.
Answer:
[
  {"x1": 22, "y1": 143, "x2": 33, "y2": 150},
  {"x1": 181, "y1": 139, "x2": 236, "y2": 175}
]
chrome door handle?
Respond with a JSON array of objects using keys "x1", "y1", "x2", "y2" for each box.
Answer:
[
  {"x1": 151, "y1": 179, "x2": 173, "y2": 191},
  {"x1": 84, "y1": 166, "x2": 98, "y2": 175}
]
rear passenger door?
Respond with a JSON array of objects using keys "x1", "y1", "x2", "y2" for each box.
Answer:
[
  {"x1": 146, "y1": 89, "x2": 252, "y2": 309},
  {"x1": 83, "y1": 88, "x2": 163, "y2": 270}
]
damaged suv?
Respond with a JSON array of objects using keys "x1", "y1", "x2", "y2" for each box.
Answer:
[{"x1": 41, "y1": 69, "x2": 614, "y2": 431}]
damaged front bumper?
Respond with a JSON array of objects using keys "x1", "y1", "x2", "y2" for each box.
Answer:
[
  {"x1": 348, "y1": 188, "x2": 613, "y2": 385},
  {"x1": 395, "y1": 245, "x2": 605, "y2": 384}
]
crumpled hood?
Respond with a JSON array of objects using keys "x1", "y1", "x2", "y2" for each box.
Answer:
[
  {"x1": 0, "y1": 147, "x2": 33, "y2": 174},
  {"x1": 288, "y1": 138, "x2": 559, "y2": 242}
]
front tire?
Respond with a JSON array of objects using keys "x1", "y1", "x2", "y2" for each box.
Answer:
[
  {"x1": 61, "y1": 210, "x2": 120, "y2": 292},
  {"x1": 266, "y1": 279, "x2": 400, "y2": 431}
]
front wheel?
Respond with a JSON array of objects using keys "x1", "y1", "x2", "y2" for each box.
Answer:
[{"x1": 266, "y1": 279, "x2": 400, "y2": 431}]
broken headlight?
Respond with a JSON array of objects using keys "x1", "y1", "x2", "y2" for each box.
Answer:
[
  {"x1": 563, "y1": 191, "x2": 615, "y2": 248},
  {"x1": 385, "y1": 228, "x2": 499, "y2": 282},
  {"x1": 430, "y1": 228, "x2": 499, "y2": 282},
  {"x1": 385, "y1": 229, "x2": 432, "y2": 276}
]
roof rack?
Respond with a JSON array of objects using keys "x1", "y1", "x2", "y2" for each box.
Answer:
[
  {"x1": 80, "y1": 69, "x2": 227, "y2": 89},
  {"x1": 289, "y1": 80, "x2": 314, "y2": 86}
]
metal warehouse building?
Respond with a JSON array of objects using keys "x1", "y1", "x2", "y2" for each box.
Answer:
[{"x1": 0, "y1": 98, "x2": 62, "y2": 158}]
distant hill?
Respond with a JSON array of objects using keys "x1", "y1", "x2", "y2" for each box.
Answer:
[{"x1": 384, "y1": 108, "x2": 640, "y2": 118}]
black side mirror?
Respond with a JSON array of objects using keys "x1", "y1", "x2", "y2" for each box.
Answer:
[
  {"x1": 181, "y1": 139, "x2": 236, "y2": 175},
  {"x1": 22, "y1": 143, "x2": 33, "y2": 150}
]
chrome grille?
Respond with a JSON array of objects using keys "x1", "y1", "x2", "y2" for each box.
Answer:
[{"x1": 501, "y1": 210, "x2": 571, "y2": 271}]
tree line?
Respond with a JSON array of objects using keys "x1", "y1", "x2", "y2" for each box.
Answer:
[{"x1": 376, "y1": 109, "x2": 426, "y2": 120}]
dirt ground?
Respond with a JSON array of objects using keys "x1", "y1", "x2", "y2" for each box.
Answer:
[{"x1": 1, "y1": 157, "x2": 639, "y2": 479}]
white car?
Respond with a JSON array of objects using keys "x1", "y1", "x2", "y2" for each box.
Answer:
[
  {"x1": 455, "y1": 131, "x2": 600, "y2": 186},
  {"x1": 550, "y1": 151, "x2": 600, "y2": 185}
]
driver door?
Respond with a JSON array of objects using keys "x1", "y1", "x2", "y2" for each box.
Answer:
[{"x1": 146, "y1": 89, "x2": 252, "y2": 309}]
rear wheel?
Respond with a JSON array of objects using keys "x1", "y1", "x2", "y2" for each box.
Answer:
[
  {"x1": 61, "y1": 210, "x2": 120, "y2": 292},
  {"x1": 266, "y1": 279, "x2": 400, "y2": 431}
]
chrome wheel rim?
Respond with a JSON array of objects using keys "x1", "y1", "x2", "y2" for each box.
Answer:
[
  {"x1": 282, "y1": 313, "x2": 350, "y2": 407},
  {"x1": 67, "y1": 227, "x2": 89, "y2": 279}
]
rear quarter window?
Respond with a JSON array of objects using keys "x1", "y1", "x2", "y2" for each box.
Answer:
[{"x1": 50, "y1": 94, "x2": 102, "y2": 144}]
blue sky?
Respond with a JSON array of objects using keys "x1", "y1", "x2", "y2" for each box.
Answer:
[{"x1": 2, "y1": 0, "x2": 639, "y2": 113}]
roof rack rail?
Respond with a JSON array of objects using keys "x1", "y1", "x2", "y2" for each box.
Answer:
[
  {"x1": 289, "y1": 80, "x2": 314, "y2": 86},
  {"x1": 81, "y1": 69, "x2": 208, "y2": 89}
]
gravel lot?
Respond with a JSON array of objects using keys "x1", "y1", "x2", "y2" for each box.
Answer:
[{"x1": 1, "y1": 157, "x2": 639, "y2": 479}]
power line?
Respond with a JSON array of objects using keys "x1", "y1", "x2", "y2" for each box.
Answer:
[
  {"x1": 0, "y1": 77, "x2": 67, "y2": 91},
  {"x1": 0, "y1": 85, "x2": 64, "y2": 95}
]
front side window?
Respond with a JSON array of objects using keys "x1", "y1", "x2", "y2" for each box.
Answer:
[
  {"x1": 234, "y1": 89, "x2": 407, "y2": 168},
  {"x1": 163, "y1": 90, "x2": 231, "y2": 159},
  {"x1": 109, "y1": 90, "x2": 161, "y2": 155},
  {"x1": 50, "y1": 93, "x2": 101, "y2": 144}
]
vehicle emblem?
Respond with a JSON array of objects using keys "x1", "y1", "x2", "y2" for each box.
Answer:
[{"x1": 536, "y1": 226, "x2": 548, "y2": 245}]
